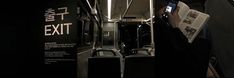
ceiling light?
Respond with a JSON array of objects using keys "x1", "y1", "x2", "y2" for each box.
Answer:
[{"x1": 108, "y1": 0, "x2": 112, "y2": 19}]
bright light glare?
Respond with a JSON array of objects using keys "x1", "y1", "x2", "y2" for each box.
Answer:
[{"x1": 108, "y1": 0, "x2": 112, "y2": 19}]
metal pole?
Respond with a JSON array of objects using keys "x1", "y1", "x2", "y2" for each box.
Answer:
[
  {"x1": 122, "y1": 0, "x2": 133, "y2": 19},
  {"x1": 114, "y1": 22, "x2": 116, "y2": 49},
  {"x1": 101, "y1": 22, "x2": 104, "y2": 48},
  {"x1": 137, "y1": 27, "x2": 139, "y2": 48},
  {"x1": 150, "y1": 0, "x2": 155, "y2": 55},
  {"x1": 127, "y1": 0, "x2": 128, "y2": 7}
]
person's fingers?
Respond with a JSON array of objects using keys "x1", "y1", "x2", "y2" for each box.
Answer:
[
  {"x1": 166, "y1": 12, "x2": 176, "y2": 27},
  {"x1": 167, "y1": 12, "x2": 174, "y2": 22},
  {"x1": 173, "y1": 6, "x2": 180, "y2": 15},
  {"x1": 166, "y1": 12, "x2": 172, "y2": 17}
]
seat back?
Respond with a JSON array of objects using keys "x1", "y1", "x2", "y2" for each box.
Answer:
[
  {"x1": 88, "y1": 49, "x2": 121, "y2": 78},
  {"x1": 124, "y1": 56, "x2": 155, "y2": 78}
]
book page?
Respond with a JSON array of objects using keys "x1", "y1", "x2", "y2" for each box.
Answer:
[
  {"x1": 178, "y1": 10, "x2": 210, "y2": 43},
  {"x1": 177, "y1": 1, "x2": 190, "y2": 19}
]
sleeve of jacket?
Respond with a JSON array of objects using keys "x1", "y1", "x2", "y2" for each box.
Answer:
[{"x1": 154, "y1": 17, "x2": 189, "y2": 53}]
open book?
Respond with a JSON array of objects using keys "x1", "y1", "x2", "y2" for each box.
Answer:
[{"x1": 177, "y1": 1, "x2": 210, "y2": 43}]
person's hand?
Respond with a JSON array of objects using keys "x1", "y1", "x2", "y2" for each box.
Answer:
[{"x1": 167, "y1": 6, "x2": 181, "y2": 28}]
